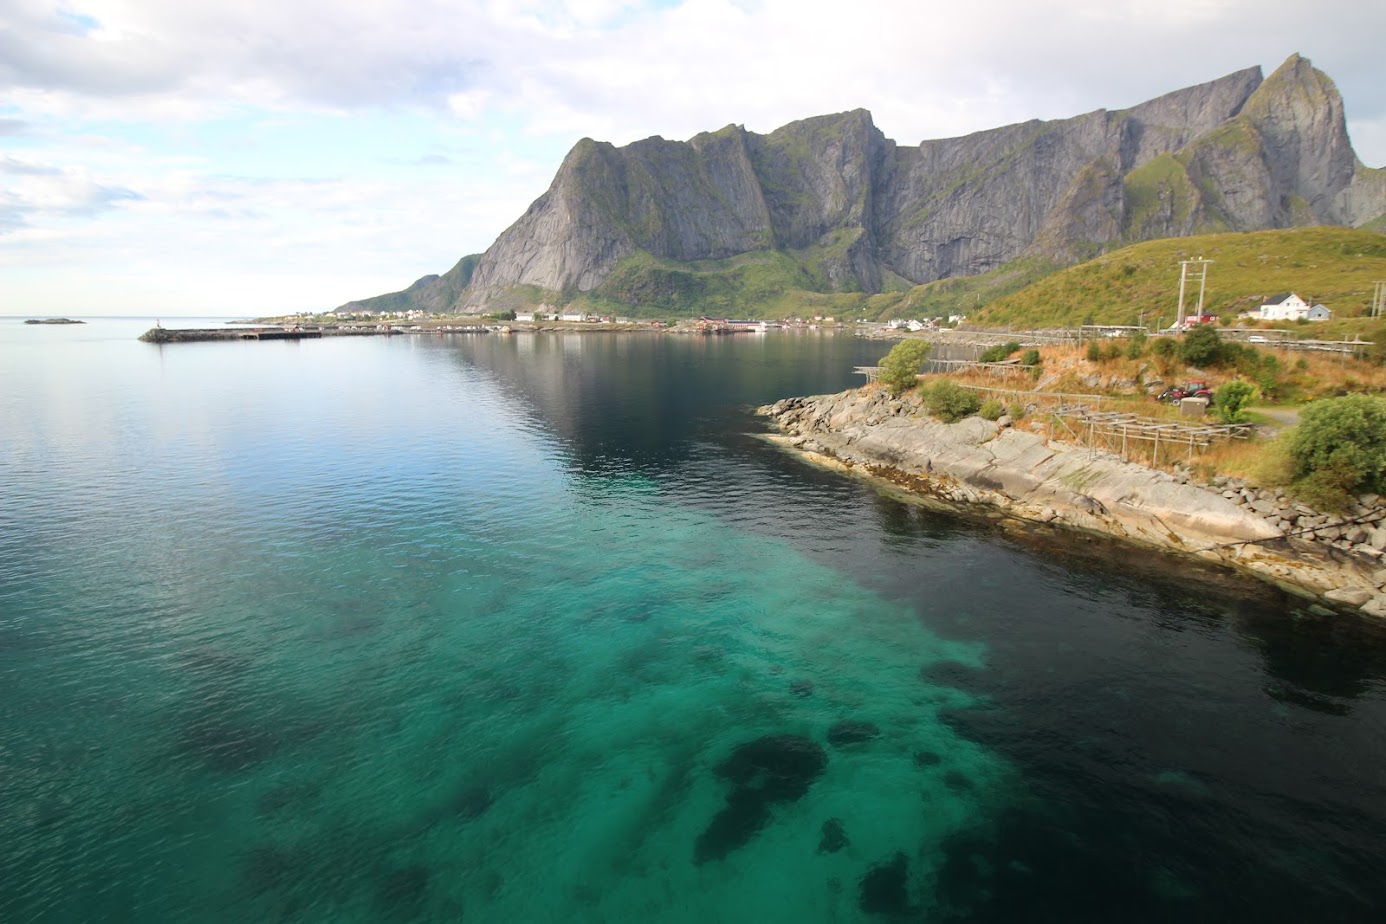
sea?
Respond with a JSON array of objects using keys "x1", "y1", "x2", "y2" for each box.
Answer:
[{"x1": 3, "y1": 317, "x2": 1386, "y2": 923}]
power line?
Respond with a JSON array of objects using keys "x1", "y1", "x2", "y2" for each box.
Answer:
[{"x1": 1176, "y1": 257, "x2": 1213, "y2": 329}]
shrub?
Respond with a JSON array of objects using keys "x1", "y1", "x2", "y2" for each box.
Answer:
[
  {"x1": 1021, "y1": 348, "x2": 1040, "y2": 367},
  {"x1": 979, "y1": 341, "x2": 1021, "y2": 363},
  {"x1": 1288, "y1": 395, "x2": 1386, "y2": 510},
  {"x1": 1102, "y1": 342, "x2": 1123, "y2": 362},
  {"x1": 1150, "y1": 337, "x2": 1177, "y2": 360},
  {"x1": 1009, "y1": 403, "x2": 1027, "y2": 420},
  {"x1": 1213, "y1": 380, "x2": 1257, "y2": 424},
  {"x1": 923, "y1": 380, "x2": 981, "y2": 423},
  {"x1": 1178, "y1": 325, "x2": 1224, "y2": 367},
  {"x1": 878, "y1": 339, "x2": 934, "y2": 394},
  {"x1": 1085, "y1": 341, "x2": 1102, "y2": 362},
  {"x1": 979, "y1": 398, "x2": 1005, "y2": 420},
  {"x1": 1125, "y1": 331, "x2": 1146, "y2": 360}
]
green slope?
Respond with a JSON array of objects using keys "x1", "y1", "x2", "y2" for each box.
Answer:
[{"x1": 972, "y1": 227, "x2": 1386, "y2": 328}]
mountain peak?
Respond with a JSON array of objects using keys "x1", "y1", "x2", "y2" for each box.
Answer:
[{"x1": 340, "y1": 58, "x2": 1383, "y2": 314}]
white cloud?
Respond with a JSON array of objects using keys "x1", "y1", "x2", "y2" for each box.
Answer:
[{"x1": 2, "y1": 0, "x2": 1385, "y2": 315}]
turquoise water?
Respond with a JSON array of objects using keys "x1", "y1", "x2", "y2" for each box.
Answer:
[{"x1": 4, "y1": 319, "x2": 1386, "y2": 922}]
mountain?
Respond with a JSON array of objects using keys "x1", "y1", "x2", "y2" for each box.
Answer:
[
  {"x1": 341, "y1": 54, "x2": 1386, "y2": 316},
  {"x1": 336, "y1": 254, "x2": 481, "y2": 314}
]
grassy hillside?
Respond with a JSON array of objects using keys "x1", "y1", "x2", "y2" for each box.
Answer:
[
  {"x1": 339, "y1": 254, "x2": 482, "y2": 314},
  {"x1": 570, "y1": 249, "x2": 877, "y2": 318},
  {"x1": 971, "y1": 227, "x2": 1386, "y2": 328},
  {"x1": 480, "y1": 226, "x2": 1386, "y2": 324}
]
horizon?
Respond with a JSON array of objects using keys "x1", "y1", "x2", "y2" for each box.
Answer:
[{"x1": 4, "y1": 1, "x2": 1385, "y2": 317}]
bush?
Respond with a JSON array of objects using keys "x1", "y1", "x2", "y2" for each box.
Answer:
[
  {"x1": 978, "y1": 398, "x2": 1005, "y2": 420},
  {"x1": 1213, "y1": 380, "x2": 1257, "y2": 424},
  {"x1": 1021, "y1": 349, "x2": 1040, "y2": 367},
  {"x1": 1150, "y1": 338, "x2": 1177, "y2": 360},
  {"x1": 1085, "y1": 341, "x2": 1102, "y2": 362},
  {"x1": 1288, "y1": 395, "x2": 1386, "y2": 510},
  {"x1": 1009, "y1": 403, "x2": 1026, "y2": 420},
  {"x1": 1125, "y1": 332, "x2": 1146, "y2": 359},
  {"x1": 1178, "y1": 325, "x2": 1224, "y2": 367},
  {"x1": 923, "y1": 380, "x2": 981, "y2": 423},
  {"x1": 979, "y1": 341, "x2": 1021, "y2": 363},
  {"x1": 878, "y1": 339, "x2": 933, "y2": 394},
  {"x1": 1102, "y1": 342, "x2": 1123, "y2": 362}
]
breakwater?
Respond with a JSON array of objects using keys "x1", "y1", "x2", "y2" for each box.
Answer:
[{"x1": 136, "y1": 325, "x2": 500, "y2": 343}]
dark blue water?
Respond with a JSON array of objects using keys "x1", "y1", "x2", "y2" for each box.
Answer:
[{"x1": 3, "y1": 319, "x2": 1386, "y2": 922}]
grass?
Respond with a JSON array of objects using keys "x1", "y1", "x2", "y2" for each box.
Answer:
[{"x1": 972, "y1": 226, "x2": 1386, "y2": 328}]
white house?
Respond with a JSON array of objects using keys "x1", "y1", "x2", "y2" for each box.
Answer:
[{"x1": 1258, "y1": 293, "x2": 1310, "y2": 321}]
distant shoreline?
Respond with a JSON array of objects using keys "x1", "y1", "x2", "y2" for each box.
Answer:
[{"x1": 23, "y1": 318, "x2": 85, "y2": 325}]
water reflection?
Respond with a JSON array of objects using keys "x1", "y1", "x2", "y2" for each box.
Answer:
[{"x1": 430, "y1": 332, "x2": 889, "y2": 472}]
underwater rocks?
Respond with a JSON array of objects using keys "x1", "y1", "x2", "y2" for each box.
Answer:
[
  {"x1": 451, "y1": 785, "x2": 494, "y2": 821},
  {"x1": 913, "y1": 750, "x2": 943, "y2": 768},
  {"x1": 827, "y1": 720, "x2": 881, "y2": 747},
  {"x1": 818, "y1": 817, "x2": 849, "y2": 854},
  {"x1": 694, "y1": 734, "x2": 828, "y2": 864},
  {"x1": 859, "y1": 852, "x2": 912, "y2": 915},
  {"x1": 790, "y1": 679, "x2": 816, "y2": 697}
]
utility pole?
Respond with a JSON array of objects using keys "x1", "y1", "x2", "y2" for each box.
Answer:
[
  {"x1": 1374, "y1": 281, "x2": 1386, "y2": 319},
  {"x1": 1176, "y1": 257, "x2": 1213, "y2": 329}
]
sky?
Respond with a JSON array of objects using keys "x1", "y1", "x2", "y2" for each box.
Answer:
[{"x1": 3, "y1": 0, "x2": 1386, "y2": 317}]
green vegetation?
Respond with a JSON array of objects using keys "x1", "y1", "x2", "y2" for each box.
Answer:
[
  {"x1": 1178, "y1": 325, "x2": 1224, "y2": 367},
  {"x1": 1213, "y1": 380, "x2": 1257, "y2": 424},
  {"x1": 978, "y1": 341, "x2": 1021, "y2": 363},
  {"x1": 922, "y1": 380, "x2": 981, "y2": 423},
  {"x1": 877, "y1": 340, "x2": 933, "y2": 395},
  {"x1": 1122, "y1": 154, "x2": 1199, "y2": 237},
  {"x1": 1021, "y1": 348, "x2": 1041, "y2": 367},
  {"x1": 978, "y1": 398, "x2": 1006, "y2": 421},
  {"x1": 1288, "y1": 395, "x2": 1386, "y2": 510},
  {"x1": 1124, "y1": 329, "x2": 1146, "y2": 359},
  {"x1": 866, "y1": 257, "x2": 1062, "y2": 324},
  {"x1": 973, "y1": 227, "x2": 1386, "y2": 329}
]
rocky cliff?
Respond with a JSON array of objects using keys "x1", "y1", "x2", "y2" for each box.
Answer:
[{"x1": 345, "y1": 54, "x2": 1386, "y2": 314}]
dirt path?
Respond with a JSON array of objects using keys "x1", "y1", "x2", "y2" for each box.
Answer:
[{"x1": 1255, "y1": 406, "x2": 1301, "y2": 429}]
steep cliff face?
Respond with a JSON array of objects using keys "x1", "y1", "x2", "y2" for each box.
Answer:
[{"x1": 343, "y1": 54, "x2": 1384, "y2": 313}]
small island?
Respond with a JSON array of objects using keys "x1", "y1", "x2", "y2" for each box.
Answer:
[{"x1": 24, "y1": 318, "x2": 85, "y2": 325}]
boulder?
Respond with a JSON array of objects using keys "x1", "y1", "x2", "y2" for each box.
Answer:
[{"x1": 1324, "y1": 587, "x2": 1374, "y2": 607}]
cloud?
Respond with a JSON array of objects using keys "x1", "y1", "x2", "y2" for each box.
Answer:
[
  {"x1": 0, "y1": 155, "x2": 144, "y2": 232},
  {"x1": 5, "y1": 2, "x2": 1384, "y2": 153},
  {"x1": 3, "y1": 0, "x2": 1385, "y2": 315},
  {"x1": 1, "y1": 155, "x2": 62, "y2": 176}
]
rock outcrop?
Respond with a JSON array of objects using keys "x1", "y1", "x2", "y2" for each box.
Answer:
[
  {"x1": 344, "y1": 54, "x2": 1386, "y2": 314},
  {"x1": 761, "y1": 387, "x2": 1386, "y2": 612}
]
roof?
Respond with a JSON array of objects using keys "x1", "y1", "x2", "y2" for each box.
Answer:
[{"x1": 1263, "y1": 293, "x2": 1297, "y2": 305}]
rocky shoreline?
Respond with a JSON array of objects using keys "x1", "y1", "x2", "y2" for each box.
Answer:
[{"x1": 760, "y1": 386, "x2": 1386, "y2": 616}]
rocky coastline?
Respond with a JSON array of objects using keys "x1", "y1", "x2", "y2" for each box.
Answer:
[{"x1": 760, "y1": 386, "x2": 1386, "y2": 616}]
